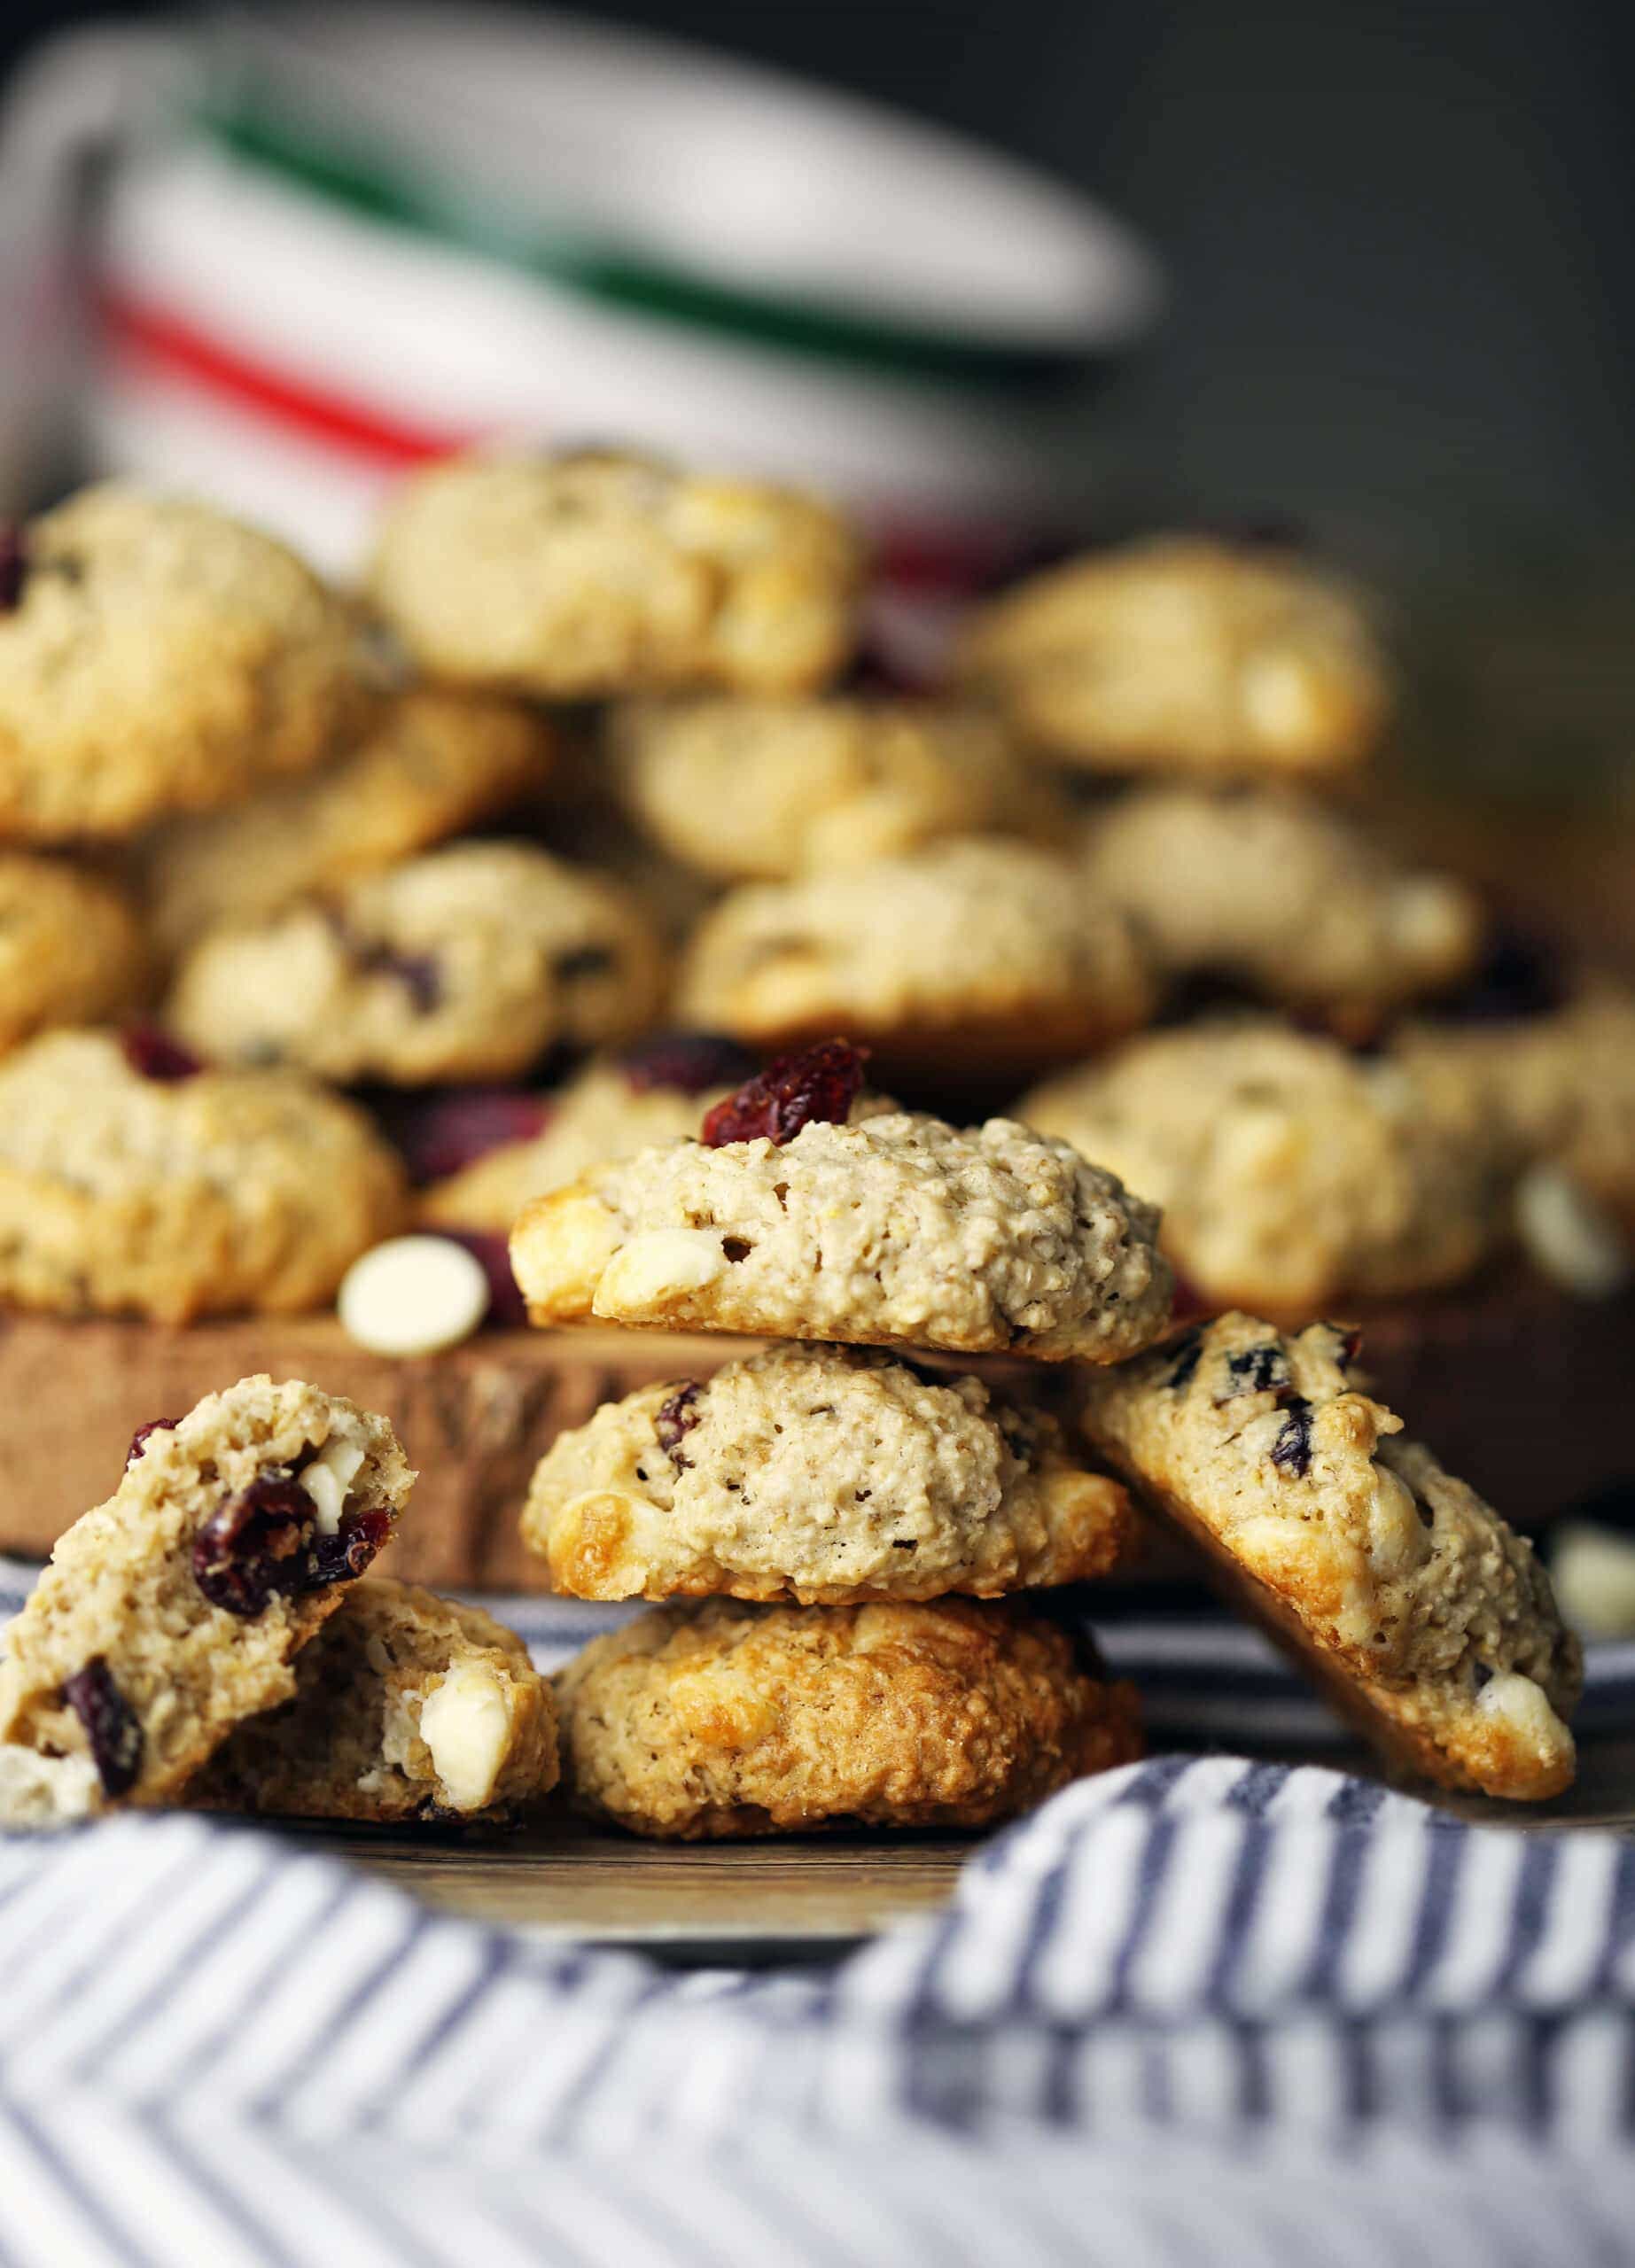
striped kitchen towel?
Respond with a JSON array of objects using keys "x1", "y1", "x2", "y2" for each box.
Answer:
[
  {"x1": 4, "y1": 1538, "x2": 1635, "y2": 2265},
  {"x1": 2, "y1": 1754, "x2": 1634, "y2": 2266}
]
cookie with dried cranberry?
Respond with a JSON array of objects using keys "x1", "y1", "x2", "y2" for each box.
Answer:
[
  {"x1": 135, "y1": 689, "x2": 555, "y2": 959},
  {"x1": 510, "y1": 1041, "x2": 1173, "y2": 1361},
  {"x1": 367, "y1": 451, "x2": 864, "y2": 698},
  {"x1": 1079, "y1": 1312, "x2": 1582, "y2": 1799},
  {"x1": 190, "y1": 1578, "x2": 557, "y2": 1823},
  {"x1": 421, "y1": 1031, "x2": 758, "y2": 1232},
  {"x1": 1080, "y1": 784, "x2": 1483, "y2": 1027},
  {"x1": 611, "y1": 695, "x2": 1059, "y2": 879},
  {"x1": 0, "y1": 485, "x2": 369, "y2": 841},
  {"x1": 0, "y1": 1028, "x2": 405, "y2": 1322},
  {"x1": 1020, "y1": 1018, "x2": 1510, "y2": 1311},
  {"x1": 677, "y1": 838, "x2": 1156, "y2": 1085},
  {"x1": 956, "y1": 536, "x2": 1390, "y2": 777},
  {"x1": 0, "y1": 852, "x2": 148, "y2": 1052},
  {"x1": 525, "y1": 1340, "x2": 1139, "y2": 1604},
  {"x1": 166, "y1": 842, "x2": 665, "y2": 1086},
  {"x1": 557, "y1": 1596, "x2": 1142, "y2": 1838},
  {"x1": 0, "y1": 1378, "x2": 413, "y2": 1823}
]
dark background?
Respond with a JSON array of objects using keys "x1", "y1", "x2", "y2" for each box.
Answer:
[{"x1": 4, "y1": 0, "x2": 1632, "y2": 562}]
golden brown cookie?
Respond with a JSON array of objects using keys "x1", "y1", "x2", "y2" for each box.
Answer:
[
  {"x1": 1079, "y1": 1312, "x2": 1582, "y2": 1799},
  {"x1": 525, "y1": 1341, "x2": 1139, "y2": 1604},
  {"x1": 191, "y1": 1578, "x2": 557, "y2": 1822},
  {"x1": 0, "y1": 852, "x2": 147, "y2": 1052},
  {"x1": 556, "y1": 1596, "x2": 1143, "y2": 1837},
  {"x1": 0, "y1": 1377, "x2": 413, "y2": 1823},
  {"x1": 367, "y1": 451, "x2": 865, "y2": 696}
]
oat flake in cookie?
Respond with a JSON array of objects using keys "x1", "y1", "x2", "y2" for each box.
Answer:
[
  {"x1": 556, "y1": 1596, "x2": 1144, "y2": 1839},
  {"x1": 526, "y1": 1341, "x2": 1141, "y2": 1604},
  {"x1": 0, "y1": 1379, "x2": 414, "y2": 1825},
  {"x1": 510, "y1": 1043, "x2": 1174, "y2": 1362},
  {"x1": 191, "y1": 1579, "x2": 557, "y2": 1824},
  {"x1": 1079, "y1": 1312, "x2": 1582, "y2": 1800}
]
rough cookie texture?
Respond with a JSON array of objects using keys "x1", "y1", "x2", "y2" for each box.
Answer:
[
  {"x1": 556, "y1": 1596, "x2": 1144, "y2": 1837},
  {"x1": 1396, "y1": 987, "x2": 1635, "y2": 1235},
  {"x1": 367, "y1": 452, "x2": 864, "y2": 697},
  {"x1": 1079, "y1": 1312, "x2": 1582, "y2": 1799},
  {"x1": 0, "y1": 1378, "x2": 413, "y2": 1821},
  {"x1": 0, "y1": 852, "x2": 147, "y2": 1051},
  {"x1": 525, "y1": 1341, "x2": 1139, "y2": 1604},
  {"x1": 1021, "y1": 1020, "x2": 1509, "y2": 1309},
  {"x1": 1081, "y1": 785, "x2": 1483, "y2": 1021},
  {"x1": 677, "y1": 839, "x2": 1156, "y2": 1079},
  {"x1": 0, "y1": 1029, "x2": 406, "y2": 1321},
  {"x1": 510, "y1": 1107, "x2": 1174, "y2": 1361},
  {"x1": 192, "y1": 1578, "x2": 557, "y2": 1822},
  {"x1": 0, "y1": 485, "x2": 367, "y2": 840},
  {"x1": 167, "y1": 841, "x2": 665, "y2": 1085},
  {"x1": 611, "y1": 695, "x2": 1056, "y2": 879},
  {"x1": 956, "y1": 537, "x2": 1390, "y2": 776},
  {"x1": 135, "y1": 689, "x2": 554, "y2": 958},
  {"x1": 423, "y1": 1052, "x2": 748, "y2": 1233}
]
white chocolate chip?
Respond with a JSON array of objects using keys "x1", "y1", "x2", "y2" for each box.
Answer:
[
  {"x1": 1546, "y1": 1521, "x2": 1635, "y2": 1640},
  {"x1": 1515, "y1": 1164, "x2": 1631, "y2": 1300},
  {"x1": 418, "y1": 1666, "x2": 514, "y2": 1813},
  {"x1": 0, "y1": 1744, "x2": 102, "y2": 1829},
  {"x1": 1240, "y1": 649, "x2": 1326, "y2": 747},
  {"x1": 339, "y1": 1235, "x2": 490, "y2": 1356},
  {"x1": 595, "y1": 1227, "x2": 729, "y2": 1310},
  {"x1": 298, "y1": 1431, "x2": 367, "y2": 1536},
  {"x1": 1475, "y1": 1669, "x2": 1569, "y2": 1752}
]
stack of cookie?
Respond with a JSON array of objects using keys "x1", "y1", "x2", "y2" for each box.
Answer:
[
  {"x1": 0, "y1": 1375, "x2": 559, "y2": 1829},
  {"x1": 505, "y1": 1039, "x2": 1171, "y2": 1838}
]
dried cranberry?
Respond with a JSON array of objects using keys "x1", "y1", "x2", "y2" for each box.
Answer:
[
  {"x1": 192, "y1": 1473, "x2": 384, "y2": 1617},
  {"x1": 1168, "y1": 1269, "x2": 1213, "y2": 1325},
  {"x1": 1164, "y1": 1325, "x2": 1204, "y2": 1391},
  {"x1": 438, "y1": 1229, "x2": 527, "y2": 1328},
  {"x1": 126, "y1": 1418, "x2": 179, "y2": 1467},
  {"x1": 357, "y1": 941, "x2": 441, "y2": 1013},
  {"x1": 616, "y1": 1031, "x2": 759, "y2": 1099},
  {"x1": 1220, "y1": 1344, "x2": 1291, "y2": 1400},
  {"x1": 701, "y1": 1039, "x2": 868, "y2": 1148},
  {"x1": 121, "y1": 1024, "x2": 204, "y2": 1084},
  {"x1": 61, "y1": 1658, "x2": 143, "y2": 1798},
  {"x1": 655, "y1": 1382, "x2": 703, "y2": 1466},
  {"x1": 1270, "y1": 1398, "x2": 1314, "y2": 1479},
  {"x1": 386, "y1": 1088, "x2": 552, "y2": 1184},
  {"x1": 0, "y1": 525, "x2": 26, "y2": 614}
]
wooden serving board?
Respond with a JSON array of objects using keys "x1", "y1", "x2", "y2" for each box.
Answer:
[
  {"x1": 2, "y1": 1280, "x2": 1631, "y2": 1588},
  {"x1": 285, "y1": 1730, "x2": 1635, "y2": 1958}
]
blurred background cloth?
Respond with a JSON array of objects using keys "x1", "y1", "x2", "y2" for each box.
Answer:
[{"x1": 2, "y1": 0, "x2": 1632, "y2": 561}]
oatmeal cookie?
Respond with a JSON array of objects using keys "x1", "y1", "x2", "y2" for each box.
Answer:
[
  {"x1": 367, "y1": 452, "x2": 864, "y2": 697},
  {"x1": 956, "y1": 536, "x2": 1390, "y2": 776},
  {"x1": 0, "y1": 1029, "x2": 406, "y2": 1321},
  {"x1": 0, "y1": 484, "x2": 367, "y2": 840},
  {"x1": 511, "y1": 1049, "x2": 1172, "y2": 1360},
  {"x1": 611, "y1": 695, "x2": 1057, "y2": 879},
  {"x1": 0, "y1": 852, "x2": 147, "y2": 1051},
  {"x1": 1395, "y1": 986, "x2": 1635, "y2": 1236},
  {"x1": 422, "y1": 1032, "x2": 758, "y2": 1233},
  {"x1": 676, "y1": 838, "x2": 1156, "y2": 1083},
  {"x1": 1081, "y1": 785, "x2": 1483, "y2": 1023},
  {"x1": 191, "y1": 1578, "x2": 557, "y2": 1822},
  {"x1": 1021, "y1": 1019, "x2": 1509, "y2": 1310},
  {"x1": 525, "y1": 1341, "x2": 1139, "y2": 1604},
  {"x1": 1079, "y1": 1312, "x2": 1581, "y2": 1798},
  {"x1": 0, "y1": 1378, "x2": 413, "y2": 1821},
  {"x1": 136, "y1": 689, "x2": 554, "y2": 958},
  {"x1": 556, "y1": 1596, "x2": 1143, "y2": 1837},
  {"x1": 167, "y1": 842, "x2": 665, "y2": 1085}
]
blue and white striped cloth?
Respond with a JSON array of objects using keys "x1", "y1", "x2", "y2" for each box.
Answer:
[{"x1": 3, "y1": 1557, "x2": 1633, "y2": 2267}]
